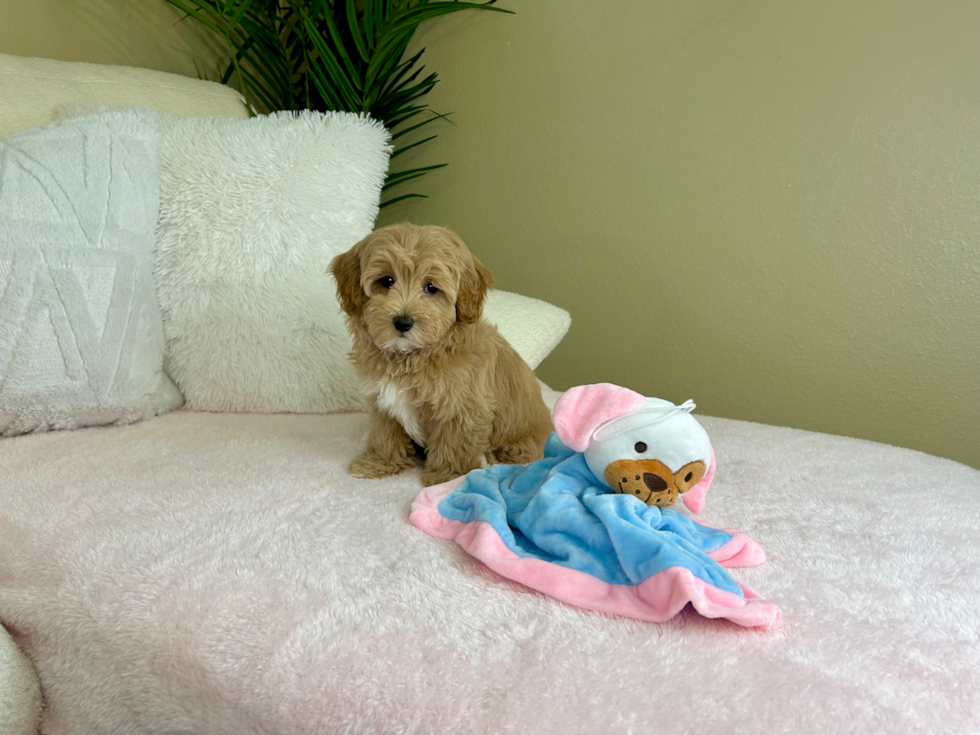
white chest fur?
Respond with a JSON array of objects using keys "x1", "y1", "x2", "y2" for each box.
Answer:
[{"x1": 369, "y1": 380, "x2": 425, "y2": 447}]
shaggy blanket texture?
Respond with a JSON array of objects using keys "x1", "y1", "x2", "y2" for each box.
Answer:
[{"x1": 0, "y1": 388, "x2": 978, "y2": 734}]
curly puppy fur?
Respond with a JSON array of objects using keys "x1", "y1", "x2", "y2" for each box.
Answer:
[{"x1": 330, "y1": 224, "x2": 554, "y2": 487}]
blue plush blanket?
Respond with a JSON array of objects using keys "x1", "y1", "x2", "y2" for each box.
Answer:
[
  {"x1": 412, "y1": 434, "x2": 779, "y2": 628},
  {"x1": 437, "y1": 434, "x2": 741, "y2": 594}
]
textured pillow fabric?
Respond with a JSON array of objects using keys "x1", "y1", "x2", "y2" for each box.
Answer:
[
  {"x1": 154, "y1": 110, "x2": 391, "y2": 413},
  {"x1": 0, "y1": 52, "x2": 248, "y2": 139},
  {"x1": 483, "y1": 290, "x2": 571, "y2": 369},
  {"x1": 0, "y1": 111, "x2": 183, "y2": 436}
]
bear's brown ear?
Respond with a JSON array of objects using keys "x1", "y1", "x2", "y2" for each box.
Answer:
[
  {"x1": 329, "y1": 246, "x2": 364, "y2": 316},
  {"x1": 456, "y1": 251, "x2": 494, "y2": 324},
  {"x1": 674, "y1": 460, "x2": 707, "y2": 493}
]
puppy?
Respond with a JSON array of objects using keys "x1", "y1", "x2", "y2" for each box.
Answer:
[{"x1": 330, "y1": 224, "x2": 553, "y2": 487}]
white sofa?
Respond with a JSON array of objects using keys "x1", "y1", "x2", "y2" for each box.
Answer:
[
  {"x1": 1, "y1": 53, "x2": 979, "y2": 735},
  {"x1": 0, "y1": 52, "x2": 249, "y2": 735}
]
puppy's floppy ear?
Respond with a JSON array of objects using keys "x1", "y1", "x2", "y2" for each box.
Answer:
[
  {"x1": 329, "y1": 245, "x2": 363, "y2": 316},
  {"x1": 456, "y1": 251, "x2": 494, "y2": 324}
]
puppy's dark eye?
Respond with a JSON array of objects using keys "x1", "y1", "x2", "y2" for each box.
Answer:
[
  {"x1": 634, "y1": 441, "x2": 647, "y2": 453},
  {"x1": 378, "y1": 276, "x2": 394, "y2": 289},
  {"x1": 424, "y1": 283, "x2": 439, "y2": 295}
]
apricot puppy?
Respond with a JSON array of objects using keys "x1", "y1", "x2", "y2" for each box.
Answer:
[{"x1": 330, "y1": 224, "x2": 553, "y2": 487}]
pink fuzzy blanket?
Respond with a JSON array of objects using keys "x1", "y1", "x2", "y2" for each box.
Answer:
[{"x1": 1, "y1": 388, "x2": 979, "y2": 734}]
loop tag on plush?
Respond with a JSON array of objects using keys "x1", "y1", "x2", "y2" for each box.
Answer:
[{"x1": 592, "y1": 399, "x2": 696, "y2": 442}]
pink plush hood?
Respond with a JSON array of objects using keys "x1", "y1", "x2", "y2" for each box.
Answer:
[{"x1": 553, "y1": 383, "x2": 646, "y2": 452}]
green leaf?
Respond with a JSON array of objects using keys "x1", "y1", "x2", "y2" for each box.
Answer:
[
  {"x1": 379, "y1": 47, "x2": 425, "y2": 96},
  {"x1": 166, "y1": 0, "x2": 225, "y2": 36},
  {"x1": 364, "y1": 0, "x2": 380, "y2": 48},
  {"x1": 364, "y1": 26, "x2": 414, "y2": 91},
  {"x1": 226, "y1": 0, "x2": 253, "y2": 29},
  {"x1": 166, "y1": 0, "x2": 514, "y2": 208},
  {"x1": 381, "y1": 171, "x2": 429, "y2": 190},
  {"x1": 232, "y1": 19, "x2": 292, "y2": 103},
  {"x1": 310, "y1": 0, "x2": 364, "y2": 91},
  {"x1": 346, "y1": 0, "x2": 370, "y2": 62},
  {"x1": 221, "y1": 59, "x2": 236, "y2": 85},
  {"x1": 376, "y1": 73, "x2": 438, "y2": 115},
  {"x1": 306, "y1": 57, "x2": 345, "y2": 110},
  {"x1": 389, "y1": 134, "x2": 437, "y2": 159},
  {"x1": 384, "y1": 162, "x2": 448, "y2": 182},
  {"x1": 382, "y1": 62, "x2": 427, "y2": 98},
  {"x1": 292, "y1": 10, "x2": 361, "y2": 108},
  {"x1": 382, "y1": 103, "x2": 429, "y2": 128},
  {"x1": 389, "y1": 109, "x2": 455, "y2": 139},
  {"x1": 379, "y1": 192, "x2": 429, "y2": 208},
  {"x1": 237, "y1": 64, "x2": 281, "y2": 112},
  {"x1": 285, "y1": 0, "x2": 362, "y2": 104}
]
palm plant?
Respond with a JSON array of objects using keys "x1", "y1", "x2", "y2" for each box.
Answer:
[{"x1": 166, "y1": 0, "x2": 512, "y2": 207}]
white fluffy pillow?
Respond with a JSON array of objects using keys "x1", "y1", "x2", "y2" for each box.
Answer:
[
  {"x1": 154, "y1": 110, "x2": 391, "y2": 413},
  {"x1": 483, "y1": 291, "x2": 570, "y2": 370}
]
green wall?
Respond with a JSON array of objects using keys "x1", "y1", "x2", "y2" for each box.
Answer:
[
  {"x1": 0, "y1": 0, "x2": 226, "y2": 78},
  {"x1": 378, "y1": 0, "x2": 980, "y2": 468}
]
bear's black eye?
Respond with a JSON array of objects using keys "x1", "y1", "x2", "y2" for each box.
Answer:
[
  {"x1": 685, "y1": 472, "x2": 693, "y2": 482},
  {"x1": 378, "y1": 276, "x2": 394, "y2": 289},
  {"x1": 634, "y1": 442, "x2": 647, "y2": 453},
  {"x1": 424, "y1": 283, "x2": 439, "y2": 295}
]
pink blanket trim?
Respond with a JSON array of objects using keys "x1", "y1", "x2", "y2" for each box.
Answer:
[{"x1": 410, "y1": 479, "x2": 780, "y2": 629}]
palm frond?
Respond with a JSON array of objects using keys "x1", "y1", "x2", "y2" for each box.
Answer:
[{"x1": 166, "y1": 0, "x2": 513, "y2": 206}]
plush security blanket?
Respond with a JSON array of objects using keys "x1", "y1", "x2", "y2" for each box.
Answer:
[{"x1": 411, "y1": 434, "x2": 779, "y2": 628}]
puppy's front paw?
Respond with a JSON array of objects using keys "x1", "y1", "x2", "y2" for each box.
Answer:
[
  {"x1": 420, "y1": 467, "x2": 466, "y2": 487},
  {"x1": 349, "y1": 453, "x2": 413, "y2": 479},
  {"x1": 492, "y1": 443, "x2": 538, "y2": 466}
]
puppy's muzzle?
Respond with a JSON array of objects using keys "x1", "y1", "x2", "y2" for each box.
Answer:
[{"x1": 393, "y1": 315, "x2": 414, "y2": 333}]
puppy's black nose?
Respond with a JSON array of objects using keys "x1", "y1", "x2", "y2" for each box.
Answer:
[{"x1": 393, "y1": 315, "x2": 414, "y2": 333}]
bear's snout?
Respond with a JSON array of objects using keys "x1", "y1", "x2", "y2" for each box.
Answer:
[
  {"x1": 601, "y1": 456, "x2": 709, "y2": 508},
  {"x1": 604, "y1": 459, "x2": 679, "y2": 507},
  {"x1": 643, "y1": 473, "x2": 668, "y2": 492}
]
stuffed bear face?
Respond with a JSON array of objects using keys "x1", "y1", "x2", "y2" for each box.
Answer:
[
  {"x1": 583, "y1": 398, "x2": 712, "y2": 507},
  {"x1": 603, "y1": 457, "x2": 707, "y2": 506}
]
